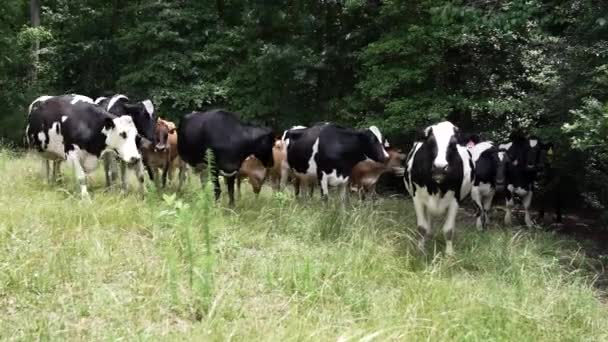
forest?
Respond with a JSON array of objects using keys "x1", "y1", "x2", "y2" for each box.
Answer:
[{"x1": 1, "y1": 0, "x2": 607, "y2": 212}]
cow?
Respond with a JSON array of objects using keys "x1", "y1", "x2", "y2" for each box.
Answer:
[
  {"x1": 350, "y1": 147, "x2": 406, "y2": 200},
  {"x1": 500, "y1": 133, "x2": 552, "y2": 228},
  {"x1": 96, "y1": 94, "x2": 156, "y2": 189},
  {"x1": 284, "y1": 123, "x2": 389, "y2": 201},
  {"x1": 26, "y1": 94, "x2": 95, "y2": 183},
  {"x1": 280, "y1": 125, "x2": 317, "y2": 197},
  {"x1": 468, "y1": 141, "x2": 502, "y2": 230},
  {"x1": 236, "y1": 155, "x2": 267, "y2": 198},
  {"x1": 177, "y1": 109, "x2": 275, "y2": 206},
  {"x1": 236, "y1": 138, "x2": 288, "y2": 197},
  {"x1": 142, "y1": 118, "x2": 179, "y2": 189},
  {"x1": 404, "y1": 121, "x2": 474, "y2": 256},
  {"x1": 26, "y1": 97, "x2": 144, "y2": 199},
  {"x1": 268, "y1": 139, "x2": 288, "y2": 189}
]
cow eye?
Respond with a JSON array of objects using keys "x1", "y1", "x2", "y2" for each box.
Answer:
[{"x1": 120, "y1": 132, "x2": 127, "y2": 139}]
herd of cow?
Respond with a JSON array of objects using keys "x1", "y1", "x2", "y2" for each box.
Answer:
[{"x1": 25, "y1": 93, "x2": 554, "y2": 255}]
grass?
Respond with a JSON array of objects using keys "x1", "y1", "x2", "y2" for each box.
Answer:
[{"x1": 1, "y1": 149, "x2": 607, "y2": 341}]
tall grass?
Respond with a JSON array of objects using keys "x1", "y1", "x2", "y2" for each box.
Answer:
[{"x1": 0, "y1": 150, "x2": 607, "y2": 340}]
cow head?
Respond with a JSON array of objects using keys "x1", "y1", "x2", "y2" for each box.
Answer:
[
  {"x1": 124, "y1": 99, "x2": 156, "y2": 146},
  {"x1": 424, "y1": 121, "x2": 459, "y2": 184},
  {"x1": 102, "y1": 115, "x2": 142, "y2": 165},
  {"x1": 496, "y1": 148, "x2": 510, "y2": 192},
  {"x1": 252, "y1": 128, "x2": 275, "y2": 168},
  {"x1": 386, "y1": 147, "x2": 407, "y2": 176},
  {"x1": 154, "y1": 119, "x2": 176, "y2": 152},
  {"x1": 525, "y1": 137, "x2": 554, "y2": 172},
  {"x1": 362, "y1": 126, "x2": 389, "y2": 163}
]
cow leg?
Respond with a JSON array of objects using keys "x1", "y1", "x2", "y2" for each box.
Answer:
[
  {"x1": 358, "y1": 187, "x2": 366, "y2": 201},
  {"x1": 251, "y1": 178, "x2": 262, "y2": 197},
  {"x1": 370, "y1": 184, "x2": 378, "y2": 202},
  {"x1": 471, "y1": 186, "x2": 484, "y2": 230},
  {"x1": 178, "y1": 163, "x2": 187, "y2": 192},
  {"x1": 212, "y1": 171, "x2": 221, "y2": 202},
  {"x1": 279, "y1": 164, "x2": 289, "y2": 192},
  {"x1": 153, "y1": 167, "x2": 161, "y2": 190},
  {"x1": 161, "y1": 162, "x2": 170, "y2": 188},
  {"x1": 308, "y1": 182, "x2": 314, "y2": 198},
  {"x1": 482, "y1": 191, "x2": 495, "y2": 228},
  {"x1": 294, "y1": 177, "x2": 301, "y2": 197},
  {"x1": 522, "y1": 191, "x2": 534, "y2": 228},
  {"x1": 66, "y1": 149, "x2": 90, "y2": 201},
  {"x1": 338, "y1": 181, "x2": 349, "y2": 209},
  {"x1": 43, "y1": 159, "x2": 51, "y2": 184},
  {"x1": 236, "y1": 176, "x2": 242, "y2": 200},
  {"x1": 102, "y1": 153, "x2": 119, "y2": 187},
  {"x1": 102, "y1": 153, "x2": 111, "y2": 187},
  {"x1": 555, "y1": 194, "x2": 563, "y2": 223},
  {"x1": 412, "y1": 196, "x2": 429, "y2": 252},
  {"x1": 52, "y1": 160, "x2": 61, "y2": 183},
  {"x1": 504, "y1": 191, "x2": 514, "y2": 226},
  {"x1": 166, "y1": 162, "x2": 174, "y2": 185},
  {"x1": 135, "y1": 159, "x2": 146, "y2": 197},
  {"x1": 120, "y1": 160, "x2": 128, "y2": 193},
  {"x1": 225, "y1": 175, "x2": 236, "y2": 207},
  {"x1": 441, "y1": 199, "x2": 459, "y2": 256},
  {"x1": 320, "y1": 173, "x2": 329, "y2": 201},
  {"x1": 146, "y1": 164, "x2": 154, "y2": 182}
]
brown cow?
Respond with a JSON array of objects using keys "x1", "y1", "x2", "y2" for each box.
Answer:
[
  {"x1": 237, "y1": 155, "x2": 267, "y2": 197},
  {"x1": 143, "y1": 118, "x2": 179, "y2": 188},
  {"x1": 350, "y1": 148, "x2": 406, "y2": 200},
  {"x1": 236, "y1": 139, "x2": 288, "y2": 197},
  {"x1": 268, "y1": 139, "x2": 288, "y2": 189}
]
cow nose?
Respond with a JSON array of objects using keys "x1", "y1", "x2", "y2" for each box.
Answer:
[
  {"x1": 432, "y1": 165, "x2": 448, "y2": 173},
  {"x1": 155, "y1": 144, "x2": 167, "y2": 151}
]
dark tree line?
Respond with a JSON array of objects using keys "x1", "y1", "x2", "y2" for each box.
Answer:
[{"x1": 0, "y1": 0, "x2": 606, "y2": 212}]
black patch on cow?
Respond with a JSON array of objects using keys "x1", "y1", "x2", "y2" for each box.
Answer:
[
  {"x1": 27, "y1": 97, "x2": 120, "y2": 158},
  {"x1": 285, "y1": 123, "x2": 387, "y2": 184},
  {"x1": 473, "y1": 147, "x2": 498, "y2": 187},
  {"x1": 407, "y1": 130, "x2": 465, "y2": 202},
  {"x1": 314, "y1": 123, "x2": 387, "y2": 180},
  {"x1": 178, "y1": 109, "x2": 274, "y2": 173},
  {"x1": 101, "y1": 95, "x2": 156, "y2": 145}
]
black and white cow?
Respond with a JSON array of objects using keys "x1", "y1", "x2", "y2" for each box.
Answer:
[
  {"x1": 26, "y1": 97, "x2": 144, "y2": 199},
  {"x1": 499, "y1": 133, "x2": 552, "y2": 228},
  {"x1": 404, "y1": 121, "x2": 474, "y2": 255},
  {"x1": 284, "y1": 123, "x2": 389, "y2": 200},
  {"x1": 177, "y1": 109, "x2": 275, "y2": 206},
  {"x1": 279, "y1": 125, "x2": 316, "y2": 196},
  {"x1": 26, "y1": 94, "x2": 95, "y2": 183},
  {"x1": 468, "y1": 141, "x2": 502, "y2": 230},
  {"x1": 96, "y1": 94, "x2": 156, "y2": 188}
]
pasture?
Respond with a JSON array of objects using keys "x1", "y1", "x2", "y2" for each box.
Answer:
[{"x1": 1, "y1": 149, "x2": 607, "y2": 341}]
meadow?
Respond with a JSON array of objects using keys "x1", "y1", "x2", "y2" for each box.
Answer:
[{"x1": 1, "y1": 149, "x2": 607, "y2": 341}]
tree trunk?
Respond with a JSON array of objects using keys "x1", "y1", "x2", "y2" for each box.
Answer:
[{"x1": 30, "y1": 0, "x2": 40, "y2": 84}]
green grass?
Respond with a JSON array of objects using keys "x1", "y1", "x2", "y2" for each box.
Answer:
[{"x1": 1, "y1": 149, "x2": 607, "y2": 341}]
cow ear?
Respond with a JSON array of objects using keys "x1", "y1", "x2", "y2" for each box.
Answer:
[
  {"x1": 142, "y1": 99, "x2": 154, "y2": 117},
  {"x1": 104, "y1": 117, "x2": 115, "y2": 130},
  {"x1": 423, "y1": 126, "x2": 432, "y2": 138}
]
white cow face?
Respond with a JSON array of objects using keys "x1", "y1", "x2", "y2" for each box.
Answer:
[
  {"x1": 102, "y1": 115, "x2": 142, "y2": 164},
  {"x1": 425, "y1": 121, "x2": 459, "y2": 183}
]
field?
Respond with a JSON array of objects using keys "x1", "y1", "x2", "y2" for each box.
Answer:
[{"x1": 1, "y1": 149, "x2": 607, "y2": 341}]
